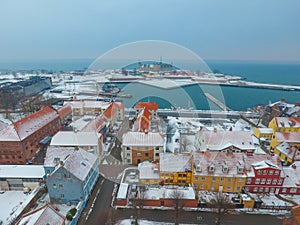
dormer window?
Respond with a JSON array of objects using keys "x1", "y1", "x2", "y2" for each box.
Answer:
[
  {"x1": 209, "y1": 164, "x2": 215, "y2": 172},
  {"x1": 196, "y1": 164, "x2": 202, "y2": 172},
  {"x1": 237, "y1": 165, "x2": 243, "y2": 173},
  {"x1": 222, "y1": 165, "x2": 228, "y2": 173}
]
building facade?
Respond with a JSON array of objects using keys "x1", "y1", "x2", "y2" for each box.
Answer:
[
  {"x1": 45, "y1": 148, "x2": 99, "y2": 204},
  {"x1": 0, "y1": 106, "x2": 61, "y2": 164}
]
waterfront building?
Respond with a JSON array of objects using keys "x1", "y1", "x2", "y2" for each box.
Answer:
[
  {"x1": 0, "y1": 106, "x2": 61, "y2": 164},
  {"x1": 159, "y1": 153, "x2": 192, "y2": 186},
  {"x1": 45, "y1": 148, "x2": 99, "y2": 204},
  {"x1": 192, "y1": 152, "x2": 246, "y2": 193},
  {"x1": 194, "y1": 130, "x2": 255, "y2": 154},
  {"x1": 16, "y1": 204, "x2": 66, "y2": 225},
  {"x1": 122, "y1": 132, "x2": 164, "y2": 165}
]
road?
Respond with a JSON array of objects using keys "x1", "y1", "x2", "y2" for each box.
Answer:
[{"x1": 79, "y1": 177, "x2": 283, "y2": 225}]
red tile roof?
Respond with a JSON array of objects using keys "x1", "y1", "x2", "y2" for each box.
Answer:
[
  {"x1": 57, "y1": 103, "x2": 72, "y2": 118},
  {"x1": 135, "y1": 102, "x2": 158, "y2": 111},
  {"x1": 103, "y1": 102, "x2": 124, "y2": 119},
  {"x1": 133, "y1": 108, "x2": 151, "y2": 132},
  {"x1": 81, "y1": 114, "x2": 108, "y2": 133}
]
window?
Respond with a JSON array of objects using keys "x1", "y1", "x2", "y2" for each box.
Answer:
[
  {"x1": 59, "y1": 184, "x2": 63, "y2": 188},
  {"x1": 259, "y1": 187, "x2": 263, "y2": 192},
  {"x1": 195, "y1": 177, "x2": 198, "y2": 181},
  {"x1": 269, "y1": 170, "x2": 274, "y2": 175},
  {"x1": 53, "y1": 184, "x2": 57, "y2": 189},
  {"x1": 266, "y1": 179, "x2": 271, "y2": 184},
  {"x1": 263, "y1": 170, "x2": 268, "y2": 175},
  {"x1": 200, "y1": 184, "x2": 204, "y2": 189},
  {"x1": 253, "y1": 187, "x2": 258, "y2": 192},
  {"x1": 220, "y1": 177, "x2": 224, "y2": 182},
  {"x1": 155, "y1": 153, "x2": 159, "y2": 157},
  {"x1": 228, "y1": 178, "x2": 232, "y2": 182},
  {"x1": 282, "y1": 188, "x2": 287, "y2": 193},
  {"x1": 272, "y1": 179, "x2": 277, "y2": 185},
  {"x1": 212, "y1": 177, "x2": 216, "y2": 182},
  {"x1": 237, "y1": 186, "x2": 241, "y2": 191},
  {"x1": 246, "y1": 178, "x2": 251, "y2": 184},
  {"x1": 211, "y1": 185, "x2": 215, "y2": 190},
  {"x1": 255, "y1": 178, "x2": 260, "y2": 184},
  {"x1": 291, "y1": 188, "x2": 297, "y2": 193},
  {"x1": 257, "y1": 170, "x2": 262, "y2": 175},
  {"x1": 202, "y1": 177, "x2": 206, "y2": 181},
  {"x1": 61, "y1": 194, "x2": 64, "y2": 198},
  {"x1": 137, "y1": 153, "x2": 141, "y2": 156},
  {"x1": 227, "y1": 186, "x2": 231, "y2": 190},
  {"x1": 126, "y1": 147, "x2": 130, "y2": 150},
  {"x1": 277, "y1": 179, "x2": 283, "y2": 185},
  {"x1": 274, "y1": 170, "x2": 279, "y2": 176},
  {"x1": 238, "y1": 178, "x2": 243, "y2": 183},
  {"x1": 126, "y1": 153, "x2": 130, "y2": 156},
  {"x1": 145, "y1": 153, "x2": 149, "y2": 157},
  {"x1": 265, "y1": 187, "x2": 269, "y2": 192},
  {"x1": 261, "y1": 178, "x2": 266, "y2": 184},
  {"x1": 155, "y1": 147, "x2": 160, "y2": 151}
]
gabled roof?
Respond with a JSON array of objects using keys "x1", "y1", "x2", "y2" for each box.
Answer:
[
  {"x1": 252, "y1": 160, "x2": 280, "y2": 170},
  {"x1": 16, "y1": 204, "x2": 65, "y2": 225},
  {"x1": 44, "y1": 146, "x2": 75, "y2": 167},
  {"x1": 122, "y1": 132, "x2": 164, "y2": 147},
  {"x1": 81, "y1": 115, "x2": 107, "y2": 133},
  {"x1": 132, "y1": 108, "x2": 151, "y2": 132},
  {"x1": 202, "y1": 131, "x2": 255, "y2": 151},
  {"x1": 275, "y1": 132, "x2": 300, "y2": 143},
  {"x1": 57, "y1": 103, "x2": 72, "y2": 118},
  {"x1": 275, "y1": 117, "x2": 300, "y2": 128},
  {"x1": 63, "y1": 149, "x2": 98, "y2": 181},
  {"x1": 50, "y1": 131, "x2": 99, "y2": 147},
  {"x1": 135, "y1": 102, "x2": 158, "y2": 111},
  {"x1": 160, "y1": 153, "x2": 191, "y2": 172},
  {"x1": 0, "y1": 106, "x2": 59, "y2": 141},
  {"x1": 103, "y1": 102, "x2": 124, "y2": 119}
]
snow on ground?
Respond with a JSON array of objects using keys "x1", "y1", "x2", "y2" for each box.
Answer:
[
  {"x1": 116, "y1": 219, "x2": 174, "y2": 225},
  {"x1": 0, "y1": 188, "x2": 39, "y2": 225}
]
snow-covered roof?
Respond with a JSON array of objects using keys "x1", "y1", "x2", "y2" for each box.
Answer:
[
  {"x1": 0, "y1": 165, "x2": 45, "y2": 179},
  {"x1": 70, "y1": 115, "x2": 94, "y2": 131},
  {"x1": 81, "y1": 114, "x2": 108, "y2": 133},
  {"x1": 144, "y1": 186, "x2": 195, "y2": 200},
  {"x1": 0, "y1": 120, "x2": 8, "y2": 131},
  {"x1": 252, "y1": 160, "x2": 280, "y2": 170},
  {"x1": 256, "y1": 128, "x2": 274, "y2": 134},
  {"x1": 17, "y1": 204, "x2": 65, "y2": 225},
  {"x1": 193, "y1": 152, "x2": 246, "y2": 177},
  {"x1": 122, "y1": 132, "x2": 164, "y2": 147},
  {"x1": 276, "y1": 142, "x2": 300, "y2": 160},
  {"x1": 201, "y1": 131, "x2": 255, "y2": 151},
  {"x1": 44, "y1": 146, "x2": 75, "y2": 167},
  {"x1": 275, "y1": 117, "x2": 300, "y2": 128},
  {"x1": 275, "y1": 132, "x2": 300, "y2": 143},
  {"x1": 138, "y1": 161, "x2": 160, "y2": 180},
  {"x1": 159, "y1": 153, "x2": 191, "y2": 172},
  {"x1": 282, "y1": 162, "x2": 300, "y2": 187},
  {"x1": 50, "y1": 131, "x2": 99, "y2": 147},
  {"x1": 0, "y1": 106, "x2": 59, "y2": 141},
  {"x1": 117, "y1": 183, "x2": 129, "y2": 199},
  {"x1": 62, "y1": 149, "x2": 98, "y2": 181}
]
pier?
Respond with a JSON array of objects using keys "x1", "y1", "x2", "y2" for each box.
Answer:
[{"x1": 204, "y1": 93, "x2": 232, "y2": 111}]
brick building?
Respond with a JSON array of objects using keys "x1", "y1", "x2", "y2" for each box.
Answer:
[{"x1": 0, "y1": 106, "x2": 61, "y2": 164}]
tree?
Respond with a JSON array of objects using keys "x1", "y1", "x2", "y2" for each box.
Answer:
[
  {"x1": 130, "y1": 187, "x2": 146, "y2": 225},
  {"x1": 206, "y1": 192, "x2": 235, "y2": 225},
  {"x1": 169, "y1": 189, "x2": 185, "y2": 225}
]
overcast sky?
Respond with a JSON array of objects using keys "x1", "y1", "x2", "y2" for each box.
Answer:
[{"x1": 1, "y1": 0, "x2": 300, "y2": 61}]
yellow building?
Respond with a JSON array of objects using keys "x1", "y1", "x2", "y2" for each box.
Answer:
[
  {"x1": 192, "y1": 152, "x2": 246, "y2": 193},
  {"x1": 138, "y1": 161, "x2": 161, "y2": 185},
  {"x1": 159, "y1": 153, "x2": 192, "y2": 186},
  {"x1": 253, "y1": 127, "x2": 273, "y2": 139},
  {"x1": 270, "y1": 132, "x2": 300, "y2": 150},
  {"x1": 274, "y1": 142, "x2": 300, "y2": 165},
  {"x1": 269, "y1": 117, "x2": 300, "y2": 133}
]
